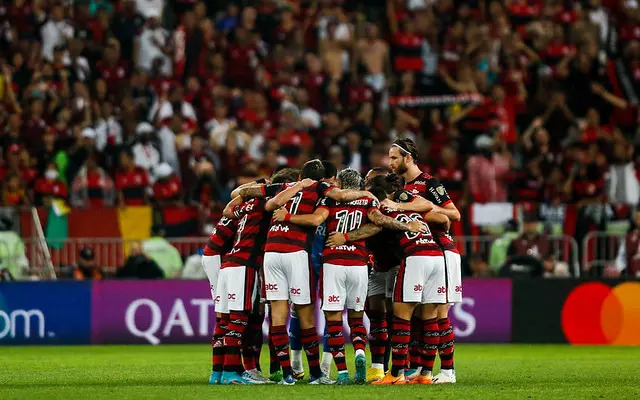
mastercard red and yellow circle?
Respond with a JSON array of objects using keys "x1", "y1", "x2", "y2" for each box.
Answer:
[{"x1": 561, "y1": 282, "x2": 640, "y2": 344}]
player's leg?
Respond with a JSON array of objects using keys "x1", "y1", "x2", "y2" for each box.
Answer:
[
  {"x1": 266, "y1": 306, "x2": 282, "y2": 382},
  {"x1": 434, "y1": 250, "x2": 461, "y2": 384},
  {"x1": 264, "y1": 252, "x2": 295, "y2": 385},
  {"x1": 210, "y1": 312, "x2": 228, "y2": 384},
  {"x1": 407, "y1": 303, "x2": 438, "y2": 385},
  {"x1": 322, "y1": 263, "x2": 347, "y2": 384},
  {"x1": 203, "y1": 255, "x2": 222, "y2": 382},
  {"x1": 220, "y1": 267, "x2": 256, "y2": 384},
  {"x1": 366, "y1": 269, "x2": 388, "y2": 381},
  {"x1": 345, "y1": 265, "x2": 368, "y2": 384},
  {"x1": 316, "y1": 266, "x2": 333, "y2": 378},
  {"x1": 288, "y1": 304, "x2": 304, "y2": 379},
  {"x1": 289, "y1": 251, "x2": 324, "y2": 382},
  {"x1": 382, "y1": 266, "x2": 399, "y2": 374},
  {"x1": 406, "y1": 306, "x2": 423, "y2": 379}
]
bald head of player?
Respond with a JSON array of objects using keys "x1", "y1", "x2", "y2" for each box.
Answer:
[
  {"x1": 388, "y1": 138, "x2": 422, "y2": 181},
  {"x1": 336, "y1": 168, "x2": 362, "y2": 190}
]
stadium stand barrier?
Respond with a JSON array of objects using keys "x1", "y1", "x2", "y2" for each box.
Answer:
[{"x1": 581, "y1": 232, "x2": 626, "y2": 275}]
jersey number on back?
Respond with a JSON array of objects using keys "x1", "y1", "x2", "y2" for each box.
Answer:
[
  {"x1": 234, "y1": 214, "x2": 249, "y2": 246},
  {"x1": 335, "y1": 210, "x2": 363, "y2": 234},
  {"x1": 396, "y1": 213, "x2": 430, "y2": 240},
  {"x1": 288, "y1": 192, "x2": 303, "y2": 214}
]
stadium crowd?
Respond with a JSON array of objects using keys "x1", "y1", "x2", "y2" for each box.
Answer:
[{"x1": 1, "y1": 0, "x2": 640, "y2": 277}]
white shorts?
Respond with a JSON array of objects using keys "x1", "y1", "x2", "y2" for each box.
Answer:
[
  {"x1": 444, "y1": 250, "x2": 463, "y2": 303},
  {"x1": 368, "y1": 266, "x2": 399, "y2": 299},
  {"x1": 215, "y1": 266, "x2": 258, "y2": 314},
  {"x1": 264, "y1": 251, "x2": 314, "y2": 304},
  {"x1": 202, "y1": 255, "x2": 221, "y2": 303},
  {"x1": 393, "y1": 256, "x2": 447, "y2": 304},
  {"x1": 321, "y1": 263, "x2": 368, "y2": 312}
]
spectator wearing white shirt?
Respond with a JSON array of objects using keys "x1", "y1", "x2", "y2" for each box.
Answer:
[
  {"x1": 135, "y1": 12, "x2": 172, "y2": 77},
  {"x1": 205, "y1": 99, "x2": 238, "y2": 152},
  {"x1": 156, "y1": 114, "x2": 181, "y2": 176},
  {"x1": 148, "y1": 85, "x2": 197, "y2": 126},
  {"x1": 41, "y1": 5, "x2": 74, "y2": 62},
  {"x1": 94, "y1": 101, "x2": 123, "y2": 152},
  {"x1": 132, "y1": 122, "x2": 160, "y2": 177}
]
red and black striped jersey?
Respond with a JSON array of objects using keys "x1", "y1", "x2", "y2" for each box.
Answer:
[
  {"x1": 265, "y1": 181, "x2": 335, "y2": 253},
  {"x1": 222, "y1": 198, "x2": 272, "y2": 269},
  {"x1": 319, "y1": 196, "x2": 379, "y2": 266},
  {"x1": 380, "y1": 205, "x2": 443, "y2": 258},
  {"x1": 402, "y1": 172, "x2": 458, "y2": 253},
  {"x1": 203, "y1": 217, "x2": 237, "y2": 256}
]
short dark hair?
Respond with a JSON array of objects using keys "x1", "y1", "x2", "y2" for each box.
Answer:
[
  {"x1": 392, "y1": 138, "x2": 419, "y2": 162},
  {"x1": 367, "y1": 173, "x2": 403, "y2": 201},
  {"x1": 301, "y1": 159, "x2": 325, "y2": 181},
  {"x1": 322, "y1": 161, "x2": 337, "y2": 180},
  {"x1": 271, "y1": 168, "x2": 299, "y2": 184},
  {"x1": 337, "y1": 168, "x2": 362, "y2": 190}
]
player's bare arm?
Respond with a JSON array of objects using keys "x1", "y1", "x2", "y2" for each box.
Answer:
[
  {"x1": 425, "y1": 209, "x2": 452, "y2": 232},
  {"x1": 435, "y1": 202, "x2": 461, "y2": 222},
  {"x1": 273, "y1": 207, "x2": 329, "y2": 227},
  {"x1": 230, "y1": 178, "x2": 269, "y2": 199},
  {"x1": 326, "y1": 223, "x2": 382, "y2": 247},
  {"x1": 265, "y1": 179, "x2": 315, "y2": 212},
  {"x1": 222, "y1": 196, "x2": 244, "y2": 219},
  {"x1": 381, "y1": 196, "x2": 434, "y2": 213},
  {"x1": 326, "y1": 187, "x2": 377, "y2": 202},
  {"x1": 368, "y1": 209, "x2": 427, "y2": 233}
]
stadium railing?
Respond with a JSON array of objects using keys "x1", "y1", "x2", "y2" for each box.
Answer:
[{"x1": 581, "y1": 231, "x2": 625, "y2": 275}]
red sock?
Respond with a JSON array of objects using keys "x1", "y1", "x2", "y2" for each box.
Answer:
[
  {"x1": 212, "y1": 315, "x2": 229, "y2": 372},
  {"x1": 301, "y1": 327, "x2": 321, "y2": 377},
  {"x1": 367, "y1": 311, "x2": 388, "y2": 365},
  {"x1": 422, "y1": 318, "x2": 439, "y2": 373},
  {"x1": 390, "y1": 317, "x2": 411, "y2": 377},
  {"x1": 223, "y1": 312, "x2": 249, "y2": 373},
  {"x1": 409, "y1": 316, "x2": 422, "y2": 369},
  {"x1": 268, "y1": 318, "x2": 280, "y2": 374},
  {"x1": 326, "y1": 320, "x2": 347, "y2": 372},
  {"x1": 242, "y1": 313, "x2": 263, "y2": 371},
  {"x1": 270, "y1": 324, "x2": 293, "y2": 377},
  {"x1": 348, "y1": 317, "x2": 367, "y2": 353},
  {"x1": 438, "y1": 317, "x2": 455, "y2": 370}
]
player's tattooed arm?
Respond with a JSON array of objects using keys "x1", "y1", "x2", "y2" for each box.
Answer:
[
  {"x1": 230, "y1": 178, "x2": 268, "y2": 199},
  {"x1": 222, "y1": 196, "x2": 244, "y2": 219},
  {"x1": 265, "y1": 179, "x2": 315, "y2": 211},
  {"x1": 326, "y1": 223, "x2": 382, "y2": 247},
  {"x1": 368, "y1": 209, "x2": 427, "y2": 233},
  {"x1": 237, "y1": 185, "x2": 266, "y2": 200},
  {"x1": 382, "y1": 195, "x2": 434, "y2": 213},
  {"x1": 326, "y1": 188, "x2": 377, "y2": 202}
]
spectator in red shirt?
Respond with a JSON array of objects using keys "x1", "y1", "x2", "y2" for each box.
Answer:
[
  {"x1": 70, "y1": 154, "x2": 115, "y2": 208},
  {"x1": 115, "y1": 149, "x2": 149, "y2": 206},
  {"x1": 152, "y1": 163, "x2": 182, "y2": 206},
  {"x1": 33, "y1": 163, "x2": 68, "y2": 206},
  {"x1": 2, "y1": 173, "x2": 30, "y2": 206}
]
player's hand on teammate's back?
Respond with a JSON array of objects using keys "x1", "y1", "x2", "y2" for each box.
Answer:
[
  {"x1": 300, "y1": 178, "x2": 315, "y2": 188},
  {"x1": 408, "y1": 221, "x2": 427, "y2": 233},
  {"x1": 326, "y1": 232, "x2": 347, "y2": 247},
  {"x1": 273, "y1": 208, "x2": 288, "y2": 222}
]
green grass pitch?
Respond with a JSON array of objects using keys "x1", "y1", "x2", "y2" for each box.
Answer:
[{"x1": 2, "y1": 344, "x2": 640, "y2": 399}]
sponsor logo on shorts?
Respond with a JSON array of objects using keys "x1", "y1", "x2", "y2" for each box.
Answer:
[
  {"x1": 228, "y1": 294, "x2": 236, "y2": 300},
  {"x1": 355, "y1": 297, "x2": 361, "y2": 303},
  {"x1": 290, "y1": 288, "x2": 301, "y2": 295},
  {"x1": 455, "y1": 285, "x2": 462, "y2": 293},
  {"x1": 414, "y1": 284, "x2": 423, "y2": 292},
  {"x1": 214, "y1": 296, "x2": 220, "y2": 303},
  {"x1": 437, "y1": 286, "x2": 446, "y2": 294},
  {"x1": 327, "y1": 295, "x2": 340, "y2": 303},
  {"x1": 265, "y1": 283, "x2": 278, "y2": 291}
]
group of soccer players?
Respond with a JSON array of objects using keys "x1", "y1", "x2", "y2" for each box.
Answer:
[{"x1": 202, "y1": 138, "x2": 462, "y2": 386}]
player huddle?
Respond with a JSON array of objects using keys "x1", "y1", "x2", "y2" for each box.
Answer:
[{"x1": 202, "y1": 138, "x2": 462, "y2": 386}]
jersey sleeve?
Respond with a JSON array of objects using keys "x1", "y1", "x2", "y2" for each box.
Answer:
[
  {"x1": 317, "y1": 181, "x2": 336, "y2": 197},
  {"x1": 263, "y1": 183, "x2": 283, "y2": 197},
  {"x1": 426, "y1": 177, "x2": 452, "y2": 206},
  {"x1": 368, "y1": 198, "x2": 380, "y2": 212},
  {"x1": 393, "y1": 190, "x2": 415, "y2": 203},
  {"x1": 232, "y1": 205, "x2": 242, "y2": 219}
]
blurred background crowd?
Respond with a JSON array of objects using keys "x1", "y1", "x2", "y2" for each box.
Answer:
[{"x1": 2, "y1": 0, "x2": 640, "y2": 279}]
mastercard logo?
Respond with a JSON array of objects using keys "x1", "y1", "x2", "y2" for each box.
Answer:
[{"x1": 561, "y1": 282, "x2": 640, "y2": 345}]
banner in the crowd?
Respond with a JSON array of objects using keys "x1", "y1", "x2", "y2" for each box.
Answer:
[
  {"x1": 91, "y1": 281, "x2": 214, "y2": 344},
  {"x1": 512, "y1": 280, "x2": 640, "y2": 345},
  {"x1": 0, "y1": 282, "x2": 91, "y2": 344}
]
